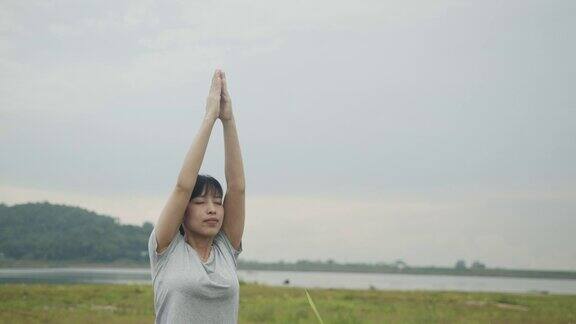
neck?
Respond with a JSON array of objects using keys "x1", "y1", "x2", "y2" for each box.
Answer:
[{"x1": 184, "y1": 230, "x2": 214, "y2": 261}]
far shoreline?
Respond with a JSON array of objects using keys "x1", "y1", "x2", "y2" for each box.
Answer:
[{"x1": 2, "y1": 260, "x2": 576, "y2": 281}]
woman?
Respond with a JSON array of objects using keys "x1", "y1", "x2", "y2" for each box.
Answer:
[{"x1": 148, "y1": 69, "x2": 246, "y2": 324}]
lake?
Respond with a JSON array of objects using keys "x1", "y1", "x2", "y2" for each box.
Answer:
[{"x1": 1, "y1": 268, "x2": 575, "y2": 295}]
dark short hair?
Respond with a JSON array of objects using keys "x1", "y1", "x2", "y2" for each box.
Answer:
[{"x1": 179, "y1": 174, "x2": 224, "y2": 235}]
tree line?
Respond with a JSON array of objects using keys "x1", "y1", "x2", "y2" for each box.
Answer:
[
  {"x1": 2, "y1": 201, "x2": 574, "y2": 280},
  {"x1": 0, "y1": 202, "x2": 153, "y2": 263}
]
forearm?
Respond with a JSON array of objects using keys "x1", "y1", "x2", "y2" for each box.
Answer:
[
  {"x1": 222, "y1": 116, "x2": 246, "y2": 190},
  {"x1": 176, "y1": 115, "x2": 217, "y2": 191}
]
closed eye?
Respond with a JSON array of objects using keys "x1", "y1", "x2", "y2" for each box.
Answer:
[{"x1": 195, "y1": 201, "x2": 222, "y2": 205}]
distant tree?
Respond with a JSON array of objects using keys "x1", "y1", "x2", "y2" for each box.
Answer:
[
  {"x1": 471, "y1": 260, "x2": 486, "y2": 269},
  {"x1": 142, "y1": 222, "x2": 154, "y2": 233},
  {"x1": 455, "y1": 259, "x2": 467, "y2": 270},
  {"x1": 394, "y1": 259, "x2": 407, "y2": 270}
]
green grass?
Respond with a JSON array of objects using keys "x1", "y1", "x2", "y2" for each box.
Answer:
[
  {"x1": 0, "y1": 283, "x2": 575, "y2": 323},
  {"x1": 305, "y1": 288, "x2": 325, "y2": 324}
]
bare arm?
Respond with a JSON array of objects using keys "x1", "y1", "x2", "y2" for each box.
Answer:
[
  {"x1": 219, "y1": 71, "x2": 246, "y2": 251},
  {"x1": 154, "y1": 70, "x2": 222, "y2": 253}
]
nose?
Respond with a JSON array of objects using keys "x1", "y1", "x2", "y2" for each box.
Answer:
[{"x1": 207, "y1": 202, "x2": 217, "y2": 214}]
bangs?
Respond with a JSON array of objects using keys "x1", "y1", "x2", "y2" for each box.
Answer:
[
  {"x1": 190, "y1": 175, "x2": 224, "y2": 199},
  {"x1": 201, "y1": 182, "x2": 222, "y2": 198}
]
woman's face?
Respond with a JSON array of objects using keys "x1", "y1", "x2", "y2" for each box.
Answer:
[{"x1": 183, "y1": 189, "x2": 224, "y2": 238}]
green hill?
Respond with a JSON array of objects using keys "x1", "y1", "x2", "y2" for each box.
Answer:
[{"x1": 0, "y1": 202, "x2": 153, "y2": 263}]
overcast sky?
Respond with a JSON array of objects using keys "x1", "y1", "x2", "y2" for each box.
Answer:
[{"x1": 1, "y1": 0, "x2": 574, "y2": 270}]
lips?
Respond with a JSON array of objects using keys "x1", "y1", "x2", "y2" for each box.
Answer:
[{"x1": 203, "y1": 218, "x2": 219, "y2": 223}]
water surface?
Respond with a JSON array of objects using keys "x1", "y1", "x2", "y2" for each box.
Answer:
[{"x1": 1, "y1": 268, "x2": 574, "y2": 295}]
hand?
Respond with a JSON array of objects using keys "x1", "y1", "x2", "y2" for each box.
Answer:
[
  {"x1": 205, "y1": 69, "x2": 222, "y2": 121},
  {"x1": 218, "y1": 71, "x2": 234, "y2": 121}
]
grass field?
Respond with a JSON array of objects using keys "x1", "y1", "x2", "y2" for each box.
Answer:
[{"x1": 0, "y1": 282, "x2": 575, "y2": 323}]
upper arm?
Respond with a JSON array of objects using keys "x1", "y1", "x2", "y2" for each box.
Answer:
[
  {"x1": 222, "y1": 187, "x2": 245, "y2": 251},
  {"x1": 154, "y1": 185, "x2": 192, "y2": 253}
]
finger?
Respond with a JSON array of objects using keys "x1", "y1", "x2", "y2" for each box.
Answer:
[
  {"x1": 222, "y1": 76, "x2": 227, "y2": 93},
  {"x1": 210, "y1": 70, "x2": 222, "y2": 94},
  {"x1": 221, "y1": 71, "x2": 229, "y2": 95},
  {"x1": 212, "y1": 69, "x2": 222, "y2": 83}
]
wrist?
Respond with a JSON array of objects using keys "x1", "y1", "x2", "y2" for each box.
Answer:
[
  {"x1": 220, "y1": 115, "x2": 235, "y2": 124},
  {"x1": 204, "y1": 114, "x2": 218, "y2": 123}
]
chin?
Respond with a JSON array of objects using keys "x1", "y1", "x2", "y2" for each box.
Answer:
[{"x1": 205, "y1": 226, "x2": 220, "y2": 234}]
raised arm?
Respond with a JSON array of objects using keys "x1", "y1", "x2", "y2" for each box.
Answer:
[
  {"x1": 154, "y1": 70, "x2": 222, "y2": 253},
  {"x1": 219, "y1": 71, "x2": 246, "y2": 251}
]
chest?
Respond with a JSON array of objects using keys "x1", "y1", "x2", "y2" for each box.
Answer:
[{"x1": 158, "y1": 243, "x2": 239, "y2": 299}]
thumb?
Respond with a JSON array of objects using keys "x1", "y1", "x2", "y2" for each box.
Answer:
[{"x1": 210, "y1": 70, "x2": 222, "y2": 95}]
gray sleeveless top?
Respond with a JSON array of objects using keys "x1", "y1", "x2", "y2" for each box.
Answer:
[{"x1": 148, "y1": 227, "x2": 243, "y2": 323}]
